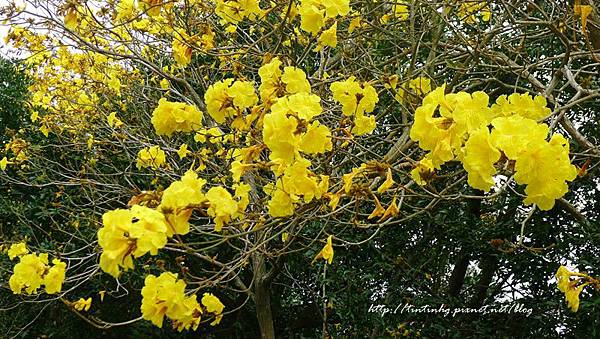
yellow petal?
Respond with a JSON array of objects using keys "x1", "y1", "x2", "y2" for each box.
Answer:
[{"x1": 377, "y1": 168, "x2": 395, "y2": 194}]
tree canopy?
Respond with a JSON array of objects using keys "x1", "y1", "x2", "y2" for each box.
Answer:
[{"x1": 1, "y1": 0, "x2": 600, "y2": 337}]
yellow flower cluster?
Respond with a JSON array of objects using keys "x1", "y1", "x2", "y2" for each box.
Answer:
[
  {"x1": 141, "y1": 272, "x2": 224, "y2": 330},
  {"x1": 151, "y1": 98, "x2": 203, "y2": 136},
  {"x1": 1, "y1": 138, "x2": 29, "y2": 171},
  {"x1": 140, "y1": 0, "x2": 168, "y2": 17},
  {"x1": 410, "y1": 85, "x2": 577, "y2": 210},
  {"x1": 491, "y1": 92, "x2": 551, "y2": 120},
  {"x1": 7, "y1": 242, "x2": 29, "y2": 260},
  {"x1": 206, "y1": 186, "x2": 240, "y2": 232},
  {"x1": 253, "y1": 59, "x2": 332, "y2": 217},
  {"x1": 263, "y1": 93, "x2": 330, "y2": 163},
  {"x1": 330, "y1": 76, "x2": 379, "y2": 135},
  {"x1": 205, "y1": 79, "x2": 258, "y2": 124},
  {"x1": 4, "y1": 28, "x2": 133, "y2": 137},
  {"x1": 99, "y1": 170, "x2": 249, "y2": 277},
  {"x1": 258, "y1": 57, "x2": 311, "y2": 104},
  {"x1": 98, "y1": 205, "x2": 168, "y2": 278},
  {"x1": 492, "y1": 116, "x2": 577, "y2": 210},
  {"x1": 9, "y1": 253, "x2": 66, "y2": 295},
  {"x1": 136, "y1": 145, "x2": 167, "y2": 170},
  {"x1": 158, "y1": 170, "x2": 207, "y2": 236},
  {"x1": 264, "y1": 158, "x2": 330, "y2": 217},
  {"x1": 298, "y1": 0, "x2": 350, "y2": 35},
  {"x1": 214, "y1": 0, "x2": 262, "y2": 24}
]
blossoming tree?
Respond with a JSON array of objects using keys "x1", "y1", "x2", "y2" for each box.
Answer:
[{"x1": 1, "y1": 0, "x2": 600, "y2": 337}]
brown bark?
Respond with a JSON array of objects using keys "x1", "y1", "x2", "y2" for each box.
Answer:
[{"x1": 253, "y1": 252, "x2": 275, "y2": 339}]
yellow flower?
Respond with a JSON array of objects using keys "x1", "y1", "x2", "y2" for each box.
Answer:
[
  {"x1": 348, "y1": 15, "x2": 362, "y2": 33},
  {"x1": 395, "y1": 77, "x2": 431, "y2": 104},
  {"x1": 353, "y1": 113, "x2": 377, "y2": 135},
  {"x1": 201, "y1": 293, "x2": 225, "y2": 326},
  {"x1": 44, "y1": 259, "x2": 66, "y2": 294},
  {"x1": 64, "y1": 8, "x2": 79, "y2": 30},
  {"x1": 129, "y1": 205, "x2": 168, "y2": 256},
  {"x1": 73, "y1": 297, "x2": 92, "y2": 311},
  {"x1": 565, "y1": 284, "x2": 586, "y2": 312},
  {"x1": 457, "y1": 1, "x2": 491, "y2": 23},
  {"x1": 513, "y1": 134, "x2": 578, "y2": 210},
  {"x1": 490, "y1": 93, "x2": 551, "y2": 121},
  {"x1": 555, "y1": 265, "x2": 590, "y2": 312},
  {"x1": 141, "y1": 272, "x2": 190, "y2": 328},
  {"x1": 171, "y1": 30, "x2": 196, "y2": 67},
  {"x1": 322, "y1": 0, "x2": 350, "y2": 17},
  {"x1": 97, "y1": 206, "x2": 167, "y2": 278},
  {"x1": 490, "y1": 116, "x2": 548, "y2": 159},
  {"x1": 315, "y1": 22, "x2": 337, "y2": 51},
  {"x1": 411, "y1": 157, "x2": 435, "y2": 186},
  {"x1": 575, "y1": 4, "x2": 593, "y2": 33},
  {"x1": 8, "y1": 242, "x2": 28, "y2": 260},
  {"x1": 98, "y1": 209, "x2": 135, "y2": 278},
  {"x1": 159, "y1": 170, "x2": 206, "y2": 236},
  {"x1": 393, "y1": 3, "x2": 409, "y2": 20},
  {"x1": 151, "y1": 98, "x2": 203, "y2": 136},
  {"x1": 206, "y1": 187, "x2": 239, "y2": 232},
  {"x1": 258, "y1": 57, "x2": 283, "y2": 101},
  {"x1": 410, "y1": 85, "x2": 492, "y2": 168},
  {"x1": 284, "y1": 92, "x2": 323, "y2": 120},
  {"x1": 116, "y1": 0, "x2": 137, "y2": 22},
  {"x1": 8, "y1": 253, "x2": 65, "y2": 295},
  {"x1": 194, "y1": 127, "x2": 224, "y2": 144},
  {"x1": 107, "y1": 112, "x2": 123, "y2": 128},
  {"x1": 1, "y1": 156, "x2": 9, "y2": 170},
  {"x1": 377, "y1": 168, "x2": 395, "y2": 194},
  {"x1": 140, "y1": 0, "x2": 165, "y2": 16},
  {"x1": 461, "y1": 128, "x2": 500, "y2": 192},
  {"x1": 262, "y1": 106, "x2": 301, "y2": 163},
  {"x1": 299, "y1": 1, "x2": 326, "y2": 35},
  {"x1": 300, "y1": 121, "x2": 332, "y2": 154},
  {"x1": 380, "y1": 196, "x2": 400, "y2": 221},
  {"x1": 281, "y1": 67, "x2": 311, "y2": 94},
  {"x1": 330, "y1": 77, "x2": 379, "y2": 116},
  {"x1": 368, "y1": 196, "x2": 386, "y2": 219},
  {"x1": 205, "y1": 79, "x2": 258, "y2": 123},
  {"x1": 177, "y1": 144, "x2": 190, "y2": 159},
  {"x1": 299, "y1": 0, "x2": 349, "y2": 35},
  {"x1": 136, "y1": 146, "x2": 167, "y2": 170},
  {"x1": 160, "y1": 78, "x2": 170, "y2": 90},
  {"x1": 266, "y1": 184, "x2": 295, "y2": 217},
  {"x1": 280, "y1": 158, "x2": 319, "y2": 202},
  {"x1": 342, "y1": 164, "x2": 367, "y2": 193},
  {"x1": 313, "y1": 235, "x2": 334, "y2": 264}
]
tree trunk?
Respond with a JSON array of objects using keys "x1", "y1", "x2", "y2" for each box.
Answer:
[
  {"x1": 469, "y1": 254, "x2": 498, "y2": 308},
  {"x1": 253, "y1": 253, "x2": 275, "y2": 339},
  {"x1": 447, "y1": 250, "x2": 470, "y2": 299}
]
